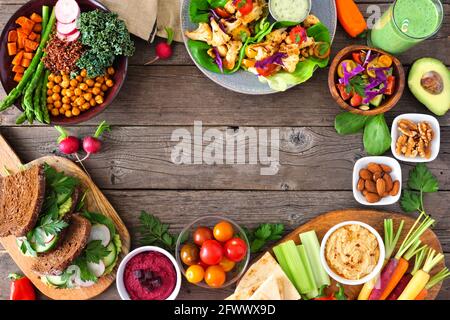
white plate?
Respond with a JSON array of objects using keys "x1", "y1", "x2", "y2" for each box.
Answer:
[
  {"x1": 353, "y1": 156, "x2": 402, "y2": 206},
  {"x1": 391, "y1": 113, "x2": 440, "y2": 163}
]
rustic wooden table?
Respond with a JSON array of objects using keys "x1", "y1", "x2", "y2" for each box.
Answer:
[{"x1": 0, "y1": 0, "x2": 449, "y2": 300}]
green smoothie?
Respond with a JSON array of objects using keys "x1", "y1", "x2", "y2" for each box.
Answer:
[{"x1": 369, "y1": 0, "x2": 443, "y2": 55}]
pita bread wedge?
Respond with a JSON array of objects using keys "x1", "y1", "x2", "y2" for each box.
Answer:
[
  {"x1": 227, "y1": 252, "x2": 300, "y2": 300},
  {"x1": 248, "y1": 275, "x2": 283, "y2": 300}
]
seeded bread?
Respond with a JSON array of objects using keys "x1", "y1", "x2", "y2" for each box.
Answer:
[
  {"x1": 0, "y1": 165, "x2": 46, "y2": 237},
  {"x1": 32, "y1": 214, "x2": 91, "y2": 275}
]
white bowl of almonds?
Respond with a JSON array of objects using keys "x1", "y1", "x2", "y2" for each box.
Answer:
[{"x1": 391, "y1": 114, "x2": 440, "y2": 163}]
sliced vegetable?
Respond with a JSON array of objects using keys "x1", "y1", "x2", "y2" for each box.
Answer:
[
  {"x1": 297, "y1": 245, "x2": 318, "y2": 299},
  {"x1": 299, "y1": 231, "x2": 330, "y2": 288},
  {"x1": 55, "y1": 0, "x2": 80, "y2": 24},
  {"x1": 88, "y1": 224, "x2": 111, "y2": 247}
]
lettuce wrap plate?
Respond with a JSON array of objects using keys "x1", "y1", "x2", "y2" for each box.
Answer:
[{"x1": 180, "y1": 0, "x2": 336, "y2": 94}]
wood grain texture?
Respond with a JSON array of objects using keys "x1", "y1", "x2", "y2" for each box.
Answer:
[
  {"x1": 0, "y1": 135, "x2": 131, "y2": 300},
  {"x1": 271, "y1": 209, "x2": 443, "y2": 300}
]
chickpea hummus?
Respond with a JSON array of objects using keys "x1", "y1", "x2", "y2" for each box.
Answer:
[{"x1": 325, "y1": 224, "x2": 380, "y2": 280}]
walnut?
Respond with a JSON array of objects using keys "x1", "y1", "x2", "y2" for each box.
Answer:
[
  {"x1": 405, "y1": 136, "x2": 416, "y2": 157},
  {"x1": 395, "y1": 119, "x2": 434, "y2": 159},
  {"x1": 398, "y1": 119, "x2": 418, "y2": 131},
  {"x1": 396, "y1": 135, "x2": 408, "y2": 155}
]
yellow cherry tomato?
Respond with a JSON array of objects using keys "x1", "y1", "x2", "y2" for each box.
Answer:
[
  {"x1": 219, "y1": 257, "x2": 235, "y2": 272},
  {"x1": 213, "y1": 221, "x2": 234, "y2": 242},
  {"x1": 204, "y1": 265, "x2": 226, "y2": 288},
  {"x1": 378, "y1": 55, "x2": 393, "y2": 68},
  {"x1": 337, "y1": 60, "x2": 357, "y2": 78},
  {"x1": 185, "y1": 265, "x2": 205, "y2": 284}
]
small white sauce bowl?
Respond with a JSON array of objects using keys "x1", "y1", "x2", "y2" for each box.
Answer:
[
  {"x1": 269, "y1": 0, "x2": 312, "y2": 23},
  {"x1": 391, "y1": 113, "x2": 440, "y2": 163},
  {"x1": 353, "y1": 156, "x2": 402, "y2": 206},
  {"x1": 320, "y1": 221, "x2": 385, "y2": 286},
  {"x1": 116, "y1": 246, "x2": 182, "y2": 300}
]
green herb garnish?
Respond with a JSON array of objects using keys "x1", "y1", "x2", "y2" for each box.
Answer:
[
  {"x1": 345, "y1": 75, "x2": 366, "y2": 97},
  {"x1": 84, "y1": 240, "x2": 111, "y2": 263},
  {"x1": 243, "y1": 223, "x2": 285, "y2": 253},
  {"x1": 401, "y1": 164, "x2": 439, "y2": 213},
  {"x1": 138, "y1": 211, "x2": 178, "y2": 251}
]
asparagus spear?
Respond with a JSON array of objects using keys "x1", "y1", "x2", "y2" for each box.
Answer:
[
  {"x1": 41, "y1": 70, "x2": 51, "y2": 124},
  {"x1": 34, "y1": 73, "x2": 44, "y2": 123}
]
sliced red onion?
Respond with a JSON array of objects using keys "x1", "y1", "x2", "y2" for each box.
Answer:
[
  {"x1": 363, "y1": 50, "x2": 374, "y2": 66},
  {"x1": 209, "y1": 9, "x2": 221, "y2": 21},
  {"x1": 213, "y1": 47, "x2": 224, "y2": 73},
  {"x1": 339, "y1": 63, "x2": 365, "y2": 85},
  {"x1": 254, "y1": 52, "x2": 287, "y2": 69},
  {"x1": 210, "y1": 15, "x2": 227, "y2": 33}
]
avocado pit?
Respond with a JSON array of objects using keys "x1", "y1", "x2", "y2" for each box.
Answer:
[{"x1": 421, "y1": 71, "x2": 444, "y2": 95}]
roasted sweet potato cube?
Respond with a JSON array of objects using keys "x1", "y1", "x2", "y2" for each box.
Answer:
[
  {"x1": 17, "y1": 31, "x2": 27, "y2": 48},
  {"x1": 24, "y1": 39, "x2": 39, "y2": 51},
  {"x1": 33, "y1": 23, "x2": 42, "y2": 33},
  {"x1": 14, "y1": 72, "x2": 23, "y2": 82},
  {"x1": 12, "y1": 65, "x2": 25, "y2": 73},
  {"x1": 8, "y1": 30, "x2": 17, "y2": 42},
  {"x1": 30, "y1": 13, "x2": 42, "y2": 23},
  {"x1": 7, "y1": 42, "x2": 17, "y2": 56},
  {"x1": 21, "y1": 58, "x2": 31, "y2": 68},
  {"x1": 15, "y1": 16, "x2": 35, "y2": 33},
  {"x1": 12, "y1": 50, "x2": 23, "y2": 65},
  {"x1": 28, "y1": 32, "x2": 38, "y2": 41},
  {"x1": 23, "y1": 52, "x2": 33, "y2": 60}
]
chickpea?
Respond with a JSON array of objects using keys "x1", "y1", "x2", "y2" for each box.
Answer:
[
  {"x1": 86, "y1": 88, "x2": 93, "y2": 93},
  {"x1": 54, "y1": 101, "x2": 62, "y2": 109},
  {"x1": 75, "y1": 97, "x2": 86, "y2": 106},
  {"x1": 94, "y1": 82, "x2": 102, "y2": 88},
  {"x1": 101, "y1": 84, "x2": 108, "y2": 92},
  {"x1": 74, "y1": 88, "x2": 83, "y2": 96},
  {"x1": 82, "y1": 102, "x2": 91, "y2": 110},
  {"x1": 105, "y1": 79, "x2": 114, "y2": 88},
  {"x1": 72, "y1": 107, "x2": 81, "y2": 116},
  {"x1": 47, "y1": 104, "x2": 53, "y2": 110},
  {"x1": 80, "y1": 69, "x2": 87, "y2": 77},
  {"x1": 62, "y1": 74, "x2": 70, "y2": 82},
  {"x1": 52, "y1": 85, "x2": 61, "y2": 93},
  {"x1": 48, "y1": 74, "x2": 55, "y2": 82},
  {"x1": 92, "y1": 87, "x2": 101, "y2": 95},
  {"x1": 54, "y1": 76, "x2": 62, "y2": 84},
  {"x1": 107, "y1": 67, "x2": 115, "y2": 75},
  {"x1": 79, "y1": 83, "x2": 88, "y2": 91},
  {"x1": 83, "y1": 93, "x2": 93, "y2": 101},
  {"x1": 47, "y1": 89, "x2": 53, "y2": 95},
  {"x1": 62, "y1": 96, "x2": 70, "y2": 104},
  {"x1": 70, "y1": 79, "x2": 78, "y2": 87},
  {"x1": 95, "y1": 95, "x2": 104, "y2": 104},
  {"x1": 58, "y1": 107, "x2": 65, "y2": 115},
  {"x1": 76, "y1": 75, "x2": 83, "y2": 82},
  {"x1": 61, "y1": 88, "x2": 67, "y2": 96},
  {"x1": 62, "y1": 103, "x2": 71, "y2": 111},
  {"x1": 71, "y1": 95, "x2": 76, "y2": 102},
  {"x1": 99, "y1": 91, "x2": 105, "y2": 97},
  {"x1": 51, "y1": 108, "x2": 59, "y2": 116},
  {"x1": 51, "y1": 93, "x2": 60, "y2": 101},
  {"x1": 47, "y1": 96, "x2": 54, "y2": 104},
  {"x1": 96, "y1": 76, "x2": 105, "y2": 84},
  {"x1": 65, "y1": 110, "x2": 73, "y2": 118},
  {"x1": 89, "y1": 99, "x2": 96, "y2": 107},
  {"x1": 85, "y1": 79, "x2": 95, "y2": 87},
  {"x1": 61, "y1": 80, "x2": 70, "y2": 89},
  {"x1": 47, "y1": 81, "x2": 55, "y2": 89}
]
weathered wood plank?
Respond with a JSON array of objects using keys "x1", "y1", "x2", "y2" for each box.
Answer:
[
  {"x1": 0, "y1": 190, "x2": 449, "y2": 300},
  {"x1": 1, "y1": 126, "x2": 448, "y2": 190}
]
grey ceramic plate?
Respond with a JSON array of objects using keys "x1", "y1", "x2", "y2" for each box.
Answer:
[{"x1": 181, "y1": 0, "x2": 336, "y2": 95}]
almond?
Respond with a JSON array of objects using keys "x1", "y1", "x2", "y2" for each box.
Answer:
[
  {"x1": 383, "y1": 192, "x2": 389, "y2": 197},
  {"x1": 359, "y1": 169, "x2": 372, "y2": 180},
  {"x1": 376, "y1": 178, "x2": 386, "y2": 197},
  {"x1": 367, "y1": 163, "x2": 382, "y2": 173},
  {"x1": 383, "y1": 174, "x2": 393, "y2": 192},
  {"x1": 362, "y1": 190, "x2": 368, "y2": 196},
  {"x1": 390, "y1": 180, "x2": 400, "y2": 196},
  {"x1": 357, "y1": 178, "x2": 365, "y2": 191},
  {"x1": 380, "y1": 164, "x2": 392, "y2": 173},
  {"x1": 373, "y1": 171, "x2": 383, "y2": 181},
  {"x1": 365, "y1": 192, "x2": 381, "y2": 203},
  {"x1": 365, "y1": 180, "x2": 377, "y2": 193}
]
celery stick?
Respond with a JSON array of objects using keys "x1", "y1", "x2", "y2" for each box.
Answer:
[
  {"x1": 280, "y1": 240, "x2": 315, "y2": 294},
  {"x1": 300, "y1": 230, "x2": 331, "y2": 287},
  {"x1": 297, "y1": 245, "x2": 318, "y2": 299},
  {"x1": 273, "y1": 245, "x2": 295, "y2": 285}
]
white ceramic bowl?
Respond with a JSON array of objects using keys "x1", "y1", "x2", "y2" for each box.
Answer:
[
  {"x1": 116, "y1": 246, "x2": 182, "y2": 300},
  {"x1": 353, "y1": 156, "x2": 402, "y2": 206},
  {"x1": 320, "y1": 221, "x2": 385, "y2": 286},
  {"x1": 269, "y1": 0, "x2": 312, "y2": 23},
  {"x1": 391, "y1": 113, "x2": 440, "y2": 163}
]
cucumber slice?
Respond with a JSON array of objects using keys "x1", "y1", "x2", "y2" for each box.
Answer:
[
  {"x1": 370, "y1": 94, "x2": 384, "y2": 107},
  {"x1": 58, "y1": 196, "x2": 73, "y2": 218},
  {"x1": 45, "y1": 274, "x2": 67, "y2": 286},
  {"x1": 88, "y1": 224, "x2": 111, "y2": 247},
  {"x1": 102, "y1": 242, "x2": 117, "y2": 268},
  {"x1": 30, "y1": 230, "x2": 59, "y2": 253}
]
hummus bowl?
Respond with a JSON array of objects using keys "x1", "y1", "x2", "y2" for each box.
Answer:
[
  {"x1": 116, "y1": 246, "x2": 182, "y2": 300},
  {"x1": 319, "y1": 221, "x2": 385, "y2": 286}
]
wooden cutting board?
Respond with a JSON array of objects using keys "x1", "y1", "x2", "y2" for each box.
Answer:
[
  {"x1": 270, "y1": 209, "x2": 443, "y2": 300},
  {"x1": 0, "y1": 135, "x2": 131, "y2": 300}
]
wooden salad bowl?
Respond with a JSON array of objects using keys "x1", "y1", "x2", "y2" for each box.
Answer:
[
  {"x1": 0, "y1": 0, "x2": 128, "y2": 125},
  {"x1": 328, "y1": 45, "x2": 405, "y2": 116}
]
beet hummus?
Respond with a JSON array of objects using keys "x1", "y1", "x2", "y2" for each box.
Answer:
[{"x1": 124, "y1": 251, "x2": 176, "y2": 300}]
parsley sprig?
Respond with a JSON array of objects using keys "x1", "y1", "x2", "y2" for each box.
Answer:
[
  {"x1": 401, "y1": 164, "x2": 439, "y2": 213},
  {"x1": 243, "y1": 223, "x2": 285, "y2": 253},
  {"x1": 138, "y1": 211, "x2": 178, "y2": 251},
  {"x1": 345, "y1": 75, "x2": 366, "y2": 97}
]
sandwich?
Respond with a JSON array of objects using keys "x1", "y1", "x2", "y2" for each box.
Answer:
[{"x1": 0, "y1": 164, "x2": 122, "y2": 289}]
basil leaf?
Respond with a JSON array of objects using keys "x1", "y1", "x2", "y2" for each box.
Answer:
[
  {"x1": 363, "y1": 114, "x2": 392, "y2": 156},
  {"x1": 335, "y1": 112, "x2": 369, "y2": 135}
]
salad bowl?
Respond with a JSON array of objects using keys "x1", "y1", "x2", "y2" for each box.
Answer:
[{"x1": 181, "y1": 0, "x2": 337, "y2": 95}]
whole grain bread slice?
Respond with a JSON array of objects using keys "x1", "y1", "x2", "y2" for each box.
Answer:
[
  {"x1": 0, "y1": 165, "x2": 46, "y2": 237},
  {"x1": 32, "y1": 214, "x2": 91, "y2": 275}
]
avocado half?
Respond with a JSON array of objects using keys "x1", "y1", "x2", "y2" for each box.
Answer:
[{"x1": 408, "y1": 57, "x2": 450, "y2": 116}]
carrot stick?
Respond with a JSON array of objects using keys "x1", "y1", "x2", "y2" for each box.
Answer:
[
  {"x1": 379, "y1": 257, "x2": 410, "y2": 300},
  {"x1": 415, "y1": 288, "x2": 427, "y2": 300},
  {"x1": 335, "y1": 0, "x2": 367, "y2": 37}
]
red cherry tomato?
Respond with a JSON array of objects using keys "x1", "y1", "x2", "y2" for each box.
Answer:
[
  {"x1": 214, "y1": 7, "x2": 231, "y2": 18},
  {"x1": 289, "y1": 25, "x2": 306, "y2": 44},
  {"x1": 200, "y1": 240, "x2": 224, "y2": 265},
  {"x1": 352, "y1": 52, "x2": 363, "y2": 65},
  {"x1": 256, "y1": 64, "x2": 279, "y2": 77},
  {"x1": 336, "y1": 83, "x2": 352, "y2": 101},
  {"x1": 224, "y1": 238, "x2": 247, "y2": 262},
  {"x1": 213, "y1": 221, "x2": 234, "y2": 242},
  {"x1": 234, "y1": 0, "x2": 253, "y2": 16},
  {"x1": 193, "y1": 226, "x2": 213, "y2": 246},
  {"x1": 350, "y1": 93, "x2": 363, "y2": 107},
  {"x1": 385, "y1": 75, "x2": 395, "y2": 95},
  {"x1": 204, "y1": 265, "x2": 226, "y2": 288}
]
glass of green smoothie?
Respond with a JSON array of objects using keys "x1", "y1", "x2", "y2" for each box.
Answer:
[{"x1": 368, "y1": 0, "x2": 443, "y2": 55}]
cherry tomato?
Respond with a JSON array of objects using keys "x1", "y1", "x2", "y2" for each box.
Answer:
[
  {"x1": 336, "y1": 83, "x2": 352, "y2": 101},
  {"x1": 385, "y1": 75, "x2": 395, "y2": 95},
  {"x1": 213, "y1": 221, "x2": 234, "y2": 242},
  {"x1": 219, "y1": 257, "x2": 236, "y2": 272},
  {"x1": 214, "y1": 7, "x2": 231, "y2": 18},
  {"x1": 350, "y1": 93, "x2": 363, "y2": 107},
  {"x1": 224, "y1": 238, "x2": 247, "y2": 262},
  {"x1": 256, "y1": 64, "x2": 279, "y2": 77},
  {"x1": 337, "y1": 59, "x2": 357, "y2": 78},
  {"x1": 378, "y1": 55, "x2": 393, "y2": 68},
  {"x1": 234, "y1": 0, "x2": 253, "y2": 16},
  {"x1": 289, "y1": 26, "x2": 306, "y2": 44},
  {"x1": 352, "y1": 52, "x2": 363, "y2": 65},
  {"x1": 193, "y1": 226, "x2": 213, "y2": 246},
  {"x1": 204, "y1": 265, "x2": 226, "y2": 288},
  {"x1": 200, "y1": 240, "x2": 224, "y2": 265},
  {"x1": 185, "y1": 265, "x2": 205, "y2": 284},
  {"x1": 180, "y1": 243, "x2": 199, "y2": 266}
]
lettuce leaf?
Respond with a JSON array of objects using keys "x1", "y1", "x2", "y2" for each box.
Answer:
[{"x1": 190, "y1": 0, "x2": 227, "y2": 23}]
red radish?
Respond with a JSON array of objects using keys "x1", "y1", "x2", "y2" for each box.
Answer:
[
  {"x1": 56, "y1": 20, "x2": 78, "y2": 35},
  {"x1": 54, "y1": 126, "x2": 80, "y2": 155},
  {"x1": 144, "y1": 27, "x2": 174, "y2": 65},
  {"x1": 57, "y1": 30, "x2": 80, "y2": 42},
  {"x1": 79, "y1": 121, "x2": 111, "y2": 161},
  {"x1": 55, "y1": 0, "x2": 80, "y2": 24}
]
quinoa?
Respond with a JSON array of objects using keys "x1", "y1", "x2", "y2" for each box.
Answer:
[{"x1": 43, "y1": 34, "x2": 84, "y2": 74}]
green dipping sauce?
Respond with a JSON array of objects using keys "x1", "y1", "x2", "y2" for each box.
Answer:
[{"x1": 369, "y1": 0, "x2": 442, "y2": 55}]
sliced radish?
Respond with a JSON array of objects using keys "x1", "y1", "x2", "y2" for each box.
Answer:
[
  {"x1": 88, "y1": 224, "x2": 111, "y2": 247},
  {"x1": 55, "y1": 0, "x2": 80, "y2": 24},
  {"x1": 67, "y1": 264, "x2": 95, "y2": 287},
  {"x1": 44, "y1": 234, "x2": 56, "y2": 244},
  {"x1": 57, "y1": 30, "x2": 80, "y2": 42},
  {"x1": 87, "y1": 260, "x2": 106, "y2": 277},
  {"x1": 57, "y1": 20, "x2": 78, "y2": 35}
]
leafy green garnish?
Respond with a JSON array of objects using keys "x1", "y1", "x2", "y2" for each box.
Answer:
[
  {"x1": 334, "y1": 112, "x2": 369, "y2": 135},
  {"x1": 401, "y1": 164, "x2": 439, "y2": 213},
  {"x1": 244, "y1": 223, "x2": 285, "y2": 253},
  {"x1": 74, "y1": 257, "x2": 97, "y2": 282},
  {"x1": 19, "y1": 237, "x2": 37, "y2": 257},
  {"x1": 85, "y1": 240, "x2": 111, "y2": 263},
  {"x1": 44, "y1": 163, "x2": 79, "y2": 195},
  {"x1": 82, "y1": 211, "x2": 116, "y2": 238},
  {"x1": 33, "y1": 216, "x2": 68, "y2": 246},
  {"x1": 363, "y1": 114, "x2": 391, "y2": 156},
  {"x1": 138, "y1": 211, "x2": 178, "y2": 251},
  {"x1": 345, "y1": 75, "x2": 366, "y2": 97}
]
